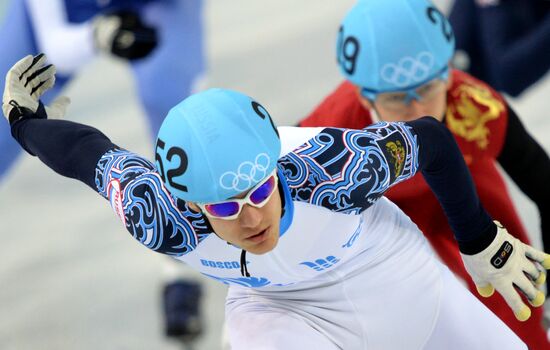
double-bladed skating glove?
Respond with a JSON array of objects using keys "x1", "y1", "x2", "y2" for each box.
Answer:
[
  {"x1": 93, "y1": 10, "x2": 158, "y2": 60},
  {"x1": 461, "y1": 221, "x2": 550, "y2": 321},
  {"x1": 2, "y1": 54, "x2": 70, "y2": 124}
]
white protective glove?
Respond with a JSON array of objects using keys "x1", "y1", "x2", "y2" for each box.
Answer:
[
  {"x1": 461, "y1": 221, "x2": 550, "y2": 321},
  {"x1": 2, "y1": 54, "x2": 70, "y2": 124}
]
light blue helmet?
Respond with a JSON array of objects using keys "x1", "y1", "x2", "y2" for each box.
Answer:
[
  {"x1": 337, "y1": 0, "x2": 454, "y2": 96},
  {"x1": 155, "y1": 88, "x2": 281, "y2": 203}
]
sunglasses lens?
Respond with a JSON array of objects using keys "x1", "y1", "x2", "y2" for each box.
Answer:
[
  {"x1": 205, "y1": 202, "x2": 240, "y2": 218},
  {"x1": 250, "y1": 175, "x2": 276, "y2": 205}
]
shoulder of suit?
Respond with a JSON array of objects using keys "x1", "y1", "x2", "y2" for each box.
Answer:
[{"x1": 277, "y1": 126, "x2": 325, "y2": 157}]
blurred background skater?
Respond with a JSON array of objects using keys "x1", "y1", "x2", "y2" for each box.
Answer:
[
  {"x1": 449, "y1": 0, "x2": 550, "y2": 97},
  {"x1": 0, "y1": 0, "x2": 206, "y2": 345},
  {"x1": 299, "y1": 0, "x2": 550, "y2": 348}
]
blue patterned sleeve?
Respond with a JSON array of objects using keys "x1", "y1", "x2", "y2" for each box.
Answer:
[
  {"x1": 279, "y1": 121, "x2": 419, "y2": 214},
  {"x1": 281, "y1": 118, "x2": 495, "y2": 251},
  {"x1": 94, "y1": 149, "x2": 211, "y2": 256}
]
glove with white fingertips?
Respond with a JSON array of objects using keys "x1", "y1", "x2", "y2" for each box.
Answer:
[
  {"x1": 2, "y1": 54, "x2": 70, "y2": 125},
  {"x1": 461, "y1": 221, "x2": 550, "y2": 322},
  {"x1": 541, "y1": 211, "x2": 550, "y2": 294},
  {"x1": 93, "y1": 10, "x2": 158, "y2": 60}
]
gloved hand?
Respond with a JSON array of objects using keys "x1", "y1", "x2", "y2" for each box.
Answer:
[
  {"x1": 93, "y1": 10, "x2": 158, "y2": 60},
  {"x1": 541, "y1": 212, "x2": 550, "y2": 294},
  {"x1": 461, "y1": 221, "x2": 550, "y2": 321},
  {"x1": 2, "y1": 54, "x2": 70, "y2": 125}
]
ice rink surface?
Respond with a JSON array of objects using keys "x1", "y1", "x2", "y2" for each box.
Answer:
[{"x1": 0, "y1": 0, "x2": 548, "y2": 349}]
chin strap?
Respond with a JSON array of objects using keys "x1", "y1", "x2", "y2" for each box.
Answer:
[{"x1": 240, "y1": 250, "x2": 250, "y2": 277}]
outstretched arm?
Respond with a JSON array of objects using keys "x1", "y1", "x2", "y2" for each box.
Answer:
[
  {"x1": 288, "y1": 118, "x2": 494, "y2": 244},
  {"x1": 410, "y1": 117, "x2": 550, "y2": 322},
  {"x1": 3, "y1": 54, "x2": 208, "y2": 255},
  {"x1": 12, "y1": 117, "x2": 112, "y2": 188},
  {"x1": 287, "y1": 117, "x2": 550, "y2": 321},
  {"x1": 4, "y1": 54, "x2": 113, "y2": 187},
  {"x1": 407, "y1": 117, "x2": 494, "y2": 250}
]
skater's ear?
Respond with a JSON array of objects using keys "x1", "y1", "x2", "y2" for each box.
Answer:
[{"x1": 187, "y1": 202, "x2": 201, "y2": 213}]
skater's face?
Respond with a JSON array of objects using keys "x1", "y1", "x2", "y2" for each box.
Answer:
[
  {"x1": 188, "y1": 173, "x2": 282, "y2": 254},
  {"x1": 355, "y1": 70, "x2": 452, "y2": 123}
]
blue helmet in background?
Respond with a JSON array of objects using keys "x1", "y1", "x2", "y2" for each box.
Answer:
[
  {"x1": 337, "y1": 0, "x2": 454, "y2": 95},
  {"x1": 155, "y1": 88, "x2": 281, "y2": 203}
]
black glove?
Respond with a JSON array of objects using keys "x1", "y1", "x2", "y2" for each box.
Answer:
[{"x1": 93, "y1": 10, "x2": 158, "y2": 60}]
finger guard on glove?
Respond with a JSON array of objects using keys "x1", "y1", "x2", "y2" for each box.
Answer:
[
  {"x1": 2, "y1": 54, "x2": 70, "y2": 124},
  {"x1": 461, "y1": 221, "x2": 550, "y2": 321}
]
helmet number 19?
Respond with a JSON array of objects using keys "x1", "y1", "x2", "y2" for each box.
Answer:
[
  {"x1": 336, "y1": 26, "x2": 360, "y2": 75},
  {"x1": 155, "y1": 138, "x2": 189, "y2": 192}
]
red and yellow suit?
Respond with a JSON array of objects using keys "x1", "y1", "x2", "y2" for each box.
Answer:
[{"x1": 300, "y1": 69, "x2": 549, "y2": 349}]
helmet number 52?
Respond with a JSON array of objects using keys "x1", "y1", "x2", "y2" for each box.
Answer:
[{"x1": 155, "y1": 138, "x2": 189, "y2": 192}]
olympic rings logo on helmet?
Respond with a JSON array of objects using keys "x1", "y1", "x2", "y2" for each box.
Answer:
[
  {"x1": 380, "y1": 52, "x2": 435, "y2": 88},
  {"x1": 219, "y1": 153, "x2": 272, "y2": 192}
]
